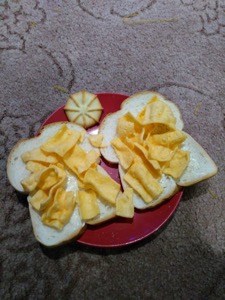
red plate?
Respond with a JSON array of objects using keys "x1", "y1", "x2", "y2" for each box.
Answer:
[{"x1": 40, "y1": 93, "x2": 183, "y2": 248}]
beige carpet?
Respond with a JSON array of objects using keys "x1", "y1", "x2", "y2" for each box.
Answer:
[{"x1": 1, "y1": 0, "x2": 225, "y2": 299}]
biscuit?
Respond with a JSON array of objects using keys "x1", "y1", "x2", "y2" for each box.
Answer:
[{"x1": 64, "y1": 91, "x2": 103, "y2": 129}]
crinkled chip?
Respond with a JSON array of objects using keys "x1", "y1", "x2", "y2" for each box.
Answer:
[
  {"x1": 124, "y1": 162, "x2": 163, "y2": 203},
  {"x1": 148, "y1": 144, "x2": 175, "y2": 162},
  {"x1": 111, "y1": 137, "x2": 135, "y2": 170},
  {"x1": 21, "y1": 148, "x2": 58, "y2": 164},
  {"x1": 41, "y1": 188, "x2": 76, "y2": 230},
  {"x1": 116, "y1": 188, "x2": 134, "y2": 218},
  {"x1": 77, "y1": 190, "x2": 99, "y2": 220},
  {"x1": 163, "y1": 149, "x2": 190, "y2": 179},
  {"x1": 31, "y1": 175, "x2": 66, "y2": 212},
  {"x1": 133, "y1": 143, "x2": 161, "y2": 171},
  {"x1": 21, "y1": 172, "x2": 40, "y2": 192},
  {"x1": 26, "y1": 161, "x2": 48, "y2": 173},
  {"x1": 137, "y1": 96, "x2": 176, "y2": 129},
  {"x1": 29, "y1": 189, "x2": 49, "y2": 211},
  {"x1": 63, "y1": 145, "x2": 100, "y2": 176},
  {"x1": 88, "y1": 133, "x2": 106, "y2": 148},
  {"x1": 148, "y1": 130, "x2": 187, "y2": 148},
  {"x1": 122, "y1": 134, "x2": 141, "y2": 150},
  {"x1": 21, "y1": 165, "x2": 66, "y2": 193},
  {"x1": 117, "y1": 114, "x2": 135, "y2": 138},
  {"x1": 41, "y1": 125, "x2": 81, "y2": 157},
  {"x1": 83, "y1": 168, "x2": 120, "y2": 205}
]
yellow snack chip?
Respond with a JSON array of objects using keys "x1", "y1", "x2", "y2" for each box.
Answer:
[
  {"x1": 21, "y1": 172, "x2": 39, "y2": 192},
  {"x1": 122, "y1": 134, "x2": 141, "y2": 150},
  {"x1": 77, "y1": 190, "x2": 99, "y2": 220},
  {"x1": 111, "y1": 137, "x2": 135, "y2": 170},
  {"x1": 124, "y1": 162, "x2": 163, "y2": 203},
  {"x1": 38, "y1": 169, "x2": 59, "y2": 191},
  {"x1": 163, "y1": 149, "x2": 190, "y2": 179},
  {"x1": 116, "y1": 188, "x2": 134, "y2": 218},
  {"x1": 137, "y1": 97, "x2": 176, "y2": 129},
  {"x1": 117, "y1": 114, "x2": 135, "y2": 138},
  {"x1": 148, "y1": 130, "x2": 187, "y2": 148},
  {"x1": 83, "y1": 168, "x2": 120, "y2": 205},
  {"x1": 41, "y1": 125, "x2": 81, "y2": 157},
  {"x1": 133, "y1": 143, "x2": 161, "y2": 171},
  {"x1": 148, "y1": 144, "x2": 175, "y2": 162},
  {"x1": 21, "y1": 148, "x2": 58, "y2": 164},
  {"x1": 21, "y1": 165, "x2": 66, "y2": 193},
  {"x1": 33, "y1": 176, "x2": 67, "y2": 212},
  {"x1": 63, "y1": 145, "x2": 100, "y2": 176},
  {"x1": 88, "y1": 133, "x2": 106, "y2": 148},
  {"x1": 127, "y1": 144, "x2": 161, "y2": 180},
  {"x1": 42, "y1": 188, "x2": 76, "y2": 230},
  {"x1": 26, "y1": 161, "x2": 48, "y2": 173},
  {"x1": 29, "y1": 189, "x2": 49, "y2": 211},
  {"x1": 55, "y1": 162, "x2": 65, "y2": 170}
]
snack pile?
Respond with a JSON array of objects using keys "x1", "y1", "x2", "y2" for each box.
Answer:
[
  {"x1": 110, "y1": 96, "x2": 189, "y2": 205},
  {"x1": 7, "y1": 91, "x2": 218, "y2": 247}
]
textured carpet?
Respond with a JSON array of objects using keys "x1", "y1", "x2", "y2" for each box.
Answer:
[{"x1": 1, "y1": 0, "x2": 225, "y2": 299}]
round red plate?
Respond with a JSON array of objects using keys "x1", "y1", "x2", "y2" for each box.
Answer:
[{"x1": 40, "y1": 93, "x2": 183, "y2": 248}]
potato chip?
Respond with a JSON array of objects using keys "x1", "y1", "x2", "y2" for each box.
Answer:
[
  {"x1": 21, "y1": 148, "x2": 58, "y2": 164},
  {"x1": 63, "y1": 145, "x2": 100, "y2": 175},
  {"x1": 148, "y1": 144, "x2": 175, "y2": 162},
  {"x1": 41, "y1": 125, "x2": 81, "y2": 157},
  {"x1": 124, "y1": 162, "x2": 163, "y2": 203},
  {"x1": 116, "y1": 188, "x2": 134, "y2": 218},
  {"x1": 117, "y1": 114, "x2": 135, "y2": 137},
  {"x1": 137, "y1": 97, "x2": 176, "y2": 129},
  {"x1": 21, "y1": 165, "x2": 66, "y2": 193},
  {"x1": 133, "y1": 143, "x2": 161, "y2": 171},
  {"x1": 77, "y1": 190, "x2": 99, "y2": 220},
  {"x1": 88, "y1": 133, "x2": 106, "y2": 148},
  {"x1": 29, "y1": 189, "x2": 49, "y2": 211},
  {"x1": 26, "y1": 161, "x2": 48, "y2": 173},
  {"x1": 148, "y1": 130, "x2": 187, "y2": 148},
  {"x1": 163, "y1": 149, "x2": 190, "y2": 179},
  {"x1": 111, "y1": 137, "x2": 134, "y2": 170},
  {"x1": 41, "y1": 188, "x2": 76, "y2": 230},
  {"x1": 83, "y1": 168, "x2": 120, "y2": 205}
]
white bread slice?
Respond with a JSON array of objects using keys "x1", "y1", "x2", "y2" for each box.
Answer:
[
  {"x1": 99, "y1": 91, "x2": 184, "y2": 164},
  {"x1": 7, "y1": 122, "x2": 97, "y2": 193},
  {"x1": 119, "y1": 165, "x2": 179, "y2": 209},
  {"x1": 177, "y1": 133, "x2": 218, "y2": 186}
]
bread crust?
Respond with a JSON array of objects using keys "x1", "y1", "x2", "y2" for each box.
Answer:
[{"x1": 177, "y1": 133, "x2": 218, "y2": 186}]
